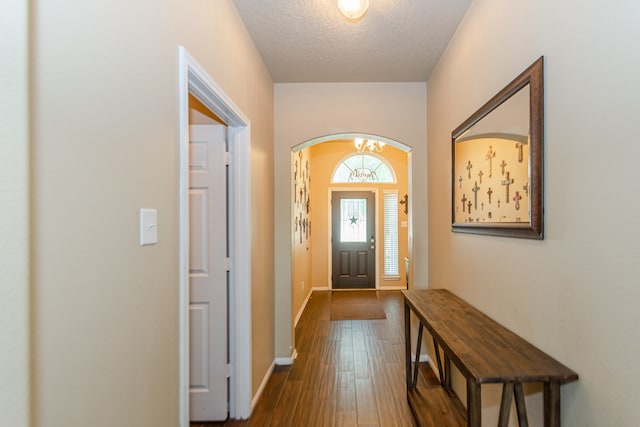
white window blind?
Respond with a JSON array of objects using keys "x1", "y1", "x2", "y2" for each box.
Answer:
[{"x1": 383, "y1": 191, "x2": 399, "y2": 276}]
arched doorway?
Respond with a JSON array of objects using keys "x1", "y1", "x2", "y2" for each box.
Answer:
[{"x1": 290, "y1": 133, "x2": 412, "y2": 330}]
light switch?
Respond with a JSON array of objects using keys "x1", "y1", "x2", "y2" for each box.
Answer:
[
  {"x1": 139, "y1": 209, "x2": 158, "y2": 245},
  {"x1": 401, "y1": 221, "x2": 408, "y2": 228}
]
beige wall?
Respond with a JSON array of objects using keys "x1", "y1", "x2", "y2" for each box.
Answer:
[
  {"x1": 275, "y1": 83, "x2": 426, "y2": 357},
  {"x1": 427, "y1": 0, "x2": 640, "y2": 425},
  {"x1": 30, "y1": 1, "x2": 274, "y2": 425},
  {"x1": 309, "y1": 141, "x2": 409, "y2": 289},
  {"x1": 1, "y1": 0, "x2": 30, "y2": 425}
]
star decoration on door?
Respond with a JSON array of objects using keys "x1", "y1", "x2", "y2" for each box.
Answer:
[{"x1": 348, "y1": 214, "x2": 360, "y2": 225}]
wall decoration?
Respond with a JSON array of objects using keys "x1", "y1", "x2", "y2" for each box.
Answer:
[
  {"x1": 399, "y1": 194, "x2": 409, "y2": 215},
  {"x1": 293, "y1": 148, "x2": 312, "y2": 245},
  {"x1": 452, "y1": 57, "x2": 544, "y2": 239}
]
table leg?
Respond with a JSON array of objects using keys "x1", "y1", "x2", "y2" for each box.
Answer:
[
  {"x1": 498, "y1": 383, "x2": 514, "y2": 427},
  {"x1": 404, "y1": 302, "x2": 412, "y2": 390},
  {"x1": 467, "y1": 379, "x2": 481, "y2": 427},
  {"x1": 412, "y1": 322, "x2": 424, "y2": 388},
  {"x1": 433, "y1": 338, "x2": 444, "y2": 384},
  {"x1": 544, "y1": 382, "x2": 561, "y2": 427},
  {"x1": 444, "y1": 354, "x2": 452, "y2": 392},
  {"x1": 513, "y1": 383, "x2": 529, "y2": 427}
]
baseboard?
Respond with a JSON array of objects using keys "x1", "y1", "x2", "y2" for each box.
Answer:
[
  {"x1": 294, "y1": 288, "x2": 314, "y2": 328},
  {"x1": 251, "y1": 361, "x2": 275, "y2": 411},
  {"x1": 315, "y1": 286, "x2": 403, "y2": 291},
  {"x1": 410, "y1": 353, "x2": 430, "y2": 363},
  {"x1": 274, "y1": 349, "x2": 297, "y2": 366}
]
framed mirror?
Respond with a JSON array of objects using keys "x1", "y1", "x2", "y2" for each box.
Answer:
[{"x1": 452, "y1": 57, "x2": 543, "y2": 239}]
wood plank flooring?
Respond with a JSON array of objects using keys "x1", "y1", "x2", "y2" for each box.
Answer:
[{"x1": 192, "y1": 290, "x2": 447, "y2": 427}]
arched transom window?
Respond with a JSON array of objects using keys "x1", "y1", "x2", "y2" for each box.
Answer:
[{"x1": 332, "y1": 153, "x2": 397, "y2": 184}]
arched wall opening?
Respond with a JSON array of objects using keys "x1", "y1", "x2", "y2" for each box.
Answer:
[
  {"x1": 273, "y1": 81, "x2": 428, "y2": 363},
  {"x1": 289, "y1": 133, "x2": 413, "y2": 354}
]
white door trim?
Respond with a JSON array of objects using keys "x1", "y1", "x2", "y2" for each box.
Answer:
[{"x1": 178, "y1": 46, "x2": 252, "y2": 425}]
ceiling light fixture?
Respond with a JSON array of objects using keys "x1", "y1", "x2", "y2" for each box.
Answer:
[
  {"x1": 354, "y1": 137, "x2": 385, "y2": 153},
  {"x1": 337, "y1": 0, "x2": 369, "y2": 21}
]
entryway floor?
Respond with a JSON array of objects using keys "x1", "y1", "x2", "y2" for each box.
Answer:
[{"x1": 192, "y1": 290, "x2": 445, "y2": 426}]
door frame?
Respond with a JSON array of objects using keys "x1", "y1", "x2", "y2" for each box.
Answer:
[
  {"x1": 178, "y1": 46, "x2": 252, "y2": 425},
  {"x1": 328, "y1": 187, "x2": 380, "y2": 289}
]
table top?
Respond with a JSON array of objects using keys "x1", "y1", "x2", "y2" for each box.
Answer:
[{"x1": 402, "y1": 289, "x2": 578, "y2": 384}]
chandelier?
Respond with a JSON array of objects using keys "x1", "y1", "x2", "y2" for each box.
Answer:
[{"x1": 354, "y1": 137, "x2": 385, "y2": 153}]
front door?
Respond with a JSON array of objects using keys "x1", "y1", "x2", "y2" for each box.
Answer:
[
  {"x1": 189, "y1": 124, "x2": 228, "y2": 421},
  {"x1": 331, "y1": 191, "x2": 375, "y2": 289}
]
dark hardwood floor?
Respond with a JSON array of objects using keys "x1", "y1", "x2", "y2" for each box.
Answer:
[{"x1": 191, "y1": 290, "x2": 443, "y2": 427}]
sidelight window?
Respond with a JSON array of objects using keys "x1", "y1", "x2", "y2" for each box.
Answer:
[{"x1": 383, "y1": 191, "x2": 399, "y2": 277}]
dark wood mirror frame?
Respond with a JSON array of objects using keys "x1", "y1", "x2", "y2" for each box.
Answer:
[{"x1": 451, "y1": 57, "x2": 544, "y2": 239}]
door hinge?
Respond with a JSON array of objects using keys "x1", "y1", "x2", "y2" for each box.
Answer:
[
  {"x1": 224, "y1": 152, "x2": 231, "y2": 166},
  {"x1": 225, "y1": 257, "x2": 232, "y2": 271},
  {"x1": 226, "y1": 363, "x2": 232, "y2": 379}
]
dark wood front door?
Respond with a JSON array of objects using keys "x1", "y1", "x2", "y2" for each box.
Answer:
[{"x1": 331, "y1": 191, "x2": 375, "y2": 289}]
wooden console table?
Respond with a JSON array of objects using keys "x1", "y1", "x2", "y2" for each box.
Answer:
[{"x1": 402, "y1": 289, "x2": 578, "y2": 427}]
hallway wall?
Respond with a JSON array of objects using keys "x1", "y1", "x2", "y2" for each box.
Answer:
[
  {"x1": 274, "y1": 82, "x2": 426, "y2": 358},
  {"x1": 30, "y1": 1, "x2": 274, "y2": 425},
  {"x1": 427, "y1": 0, "x2": 640, "y2": 425},
  {"x1": 1, "y1": 0, "x2": 29, "y2": 425}
]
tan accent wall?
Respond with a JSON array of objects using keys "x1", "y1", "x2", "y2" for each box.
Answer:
[
  {"x1": 189, "y1": 94, "x2": 225, "y2": 125},
  {"x1": 308, "y1": 141, "x2": 409, "y2": 290},
  {"x1": 30, "y1": 0, "x2": 274, "y2": 425},
  {"x1": 1, "y1": 0, "x2": 30, "y2": 425},
  {"x1": 454, "y1": 137, "x2": 530, "y2": 223},
  {"x1": 427, "y1": 0, "x2": 640, "y2": 425}
]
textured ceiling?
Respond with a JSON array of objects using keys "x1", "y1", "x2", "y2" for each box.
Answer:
[{"x1": 232, "y1": 0, "x2": 472, "y2": 83}]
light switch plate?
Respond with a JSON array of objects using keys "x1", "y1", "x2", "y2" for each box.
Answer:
[{"x1": 140, "y1": 209, "x2": 158, "y2": 245}]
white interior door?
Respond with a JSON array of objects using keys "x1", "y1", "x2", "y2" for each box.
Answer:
[{"x1": 189, "y1": 124, "x2": 228, "y2": 421}]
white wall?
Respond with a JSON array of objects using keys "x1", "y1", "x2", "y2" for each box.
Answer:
[
  {"x1": 274, "y1": 82, "x2": 426, "y2": 357},
  {"x1": 427, "y1": 0, "x2": 640, "y2": 425},
  {"x1": 0, "y1": 0, "x2": 29, "y2": 425},
  {"x1": 30, "y1": 0, "x2": 274, "y2": 425}
]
